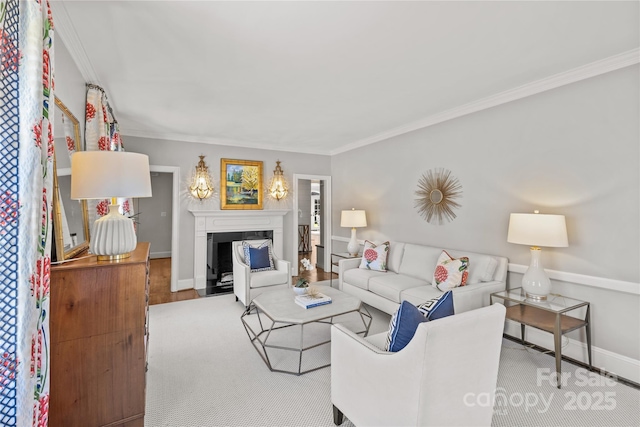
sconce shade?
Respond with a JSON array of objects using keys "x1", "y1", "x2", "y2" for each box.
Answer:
[
  {"x1": 71, "y1": 151, "x2": 152, "y2": 200},
  {"x1": 70, "y1": 151, "x2": 152, "y2": 260},
  {"x1": 268, "y1": 160, "x2": 288, "y2": 201},
  {"x1": 340, "y1": 209, "x2": 367, "y2": 228},
  {"x1": 189, "y1": 155, "x2": 215, "y2": 200},
  {"x1": 507, "y1": 212, "x2": 568, "y2": 301},
  {"x1": 507, "y1": 213, "x2": 568, "y2": 248}
]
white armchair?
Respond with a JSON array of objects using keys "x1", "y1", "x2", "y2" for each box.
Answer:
[
  {"x1": 231, "y1": 239, "x2": 291, "y2": 307},
  {"x1": 331, "y1": 303, "x2": 506, "y2": 427}
]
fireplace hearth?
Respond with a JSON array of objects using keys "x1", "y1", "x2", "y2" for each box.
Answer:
[
  {"x1": 189, "y1": 209, "x2": 289, "y2": 293},
  {"x1": 199, "y1": 230, "x2": 274, "y2": 297}
]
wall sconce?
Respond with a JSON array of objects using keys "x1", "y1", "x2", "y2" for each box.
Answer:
[
  {"x1": 189, "y1": 155, "x2": 215, "y2": 201},
  {"x1": 268, "y1": 160, "x2": 289, "y2": 201}
]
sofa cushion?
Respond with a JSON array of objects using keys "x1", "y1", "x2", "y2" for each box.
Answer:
[
  {"x1": 359, "y1": 240, "x2": 390, "y2": 271},
  {"x1": 243, "y1": 240, "x2": 275, "y2": 272},
  {"x1": 467, "y1": 255, "x2": 499, "y2": 283},
  {"x1": 444, "y1": 249, "x2": 500, "y2": 283},
  {"x1": 342, "y1": 268, "x2": 387, "y2": 291},
  {"x1": 364, "y1": 331, "x2": 388, "y2": 351},
  {"x1": 432, "y1": 250, "x2": 469, "y2": 290},
  {"x1": 250, "y1": 269, "x2": 288, "y2": 288},
  {"x1": 417, "y1": 290, "x2": 454, "y2": 321},
  {"x1": 369, "y1": 274, "x2": 430, "y2": 303},
  {"x1": 385, "y1": 301, "x2": 429, "y2": 352},
  {"x1": 386, "y1": 242, "x2": 405, "y2": 273},
  {"x1": 398, "y1": 244, "x2": 441, "y2": 280}
]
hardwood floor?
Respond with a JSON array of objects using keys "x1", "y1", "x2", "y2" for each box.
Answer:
[
  {"x1": 148, "y1": 258, "x2": 199, "y2": 305},
  {"x1": 148, "y1": 237, "x2": 337, "y2": 305}
]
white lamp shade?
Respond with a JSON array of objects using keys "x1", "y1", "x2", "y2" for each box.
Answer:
[
  {"x1": 71, "y1": 151, "x2": 152, "y2": 200},
  {"x1": 507, "y1": 213, "x2": 568, "y2": 248},
  {"x1": 340, "y1": 209, "x2": 367, "y2": 228}
]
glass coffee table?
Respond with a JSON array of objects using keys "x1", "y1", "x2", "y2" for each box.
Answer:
[
  {"x1": 491, "y1": 287, "x2": 591, "y2": 388},
  {"x1": 241, "y1": 286, "x2": 371, "y2": 375}
]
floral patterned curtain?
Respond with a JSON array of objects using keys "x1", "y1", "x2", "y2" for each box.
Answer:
[
  {"x1": 84, "y1": 84, "x2": 134, "y2": 226},
  {"x1": 0, "y1": 0, "x2": 54, "y2": 425}
]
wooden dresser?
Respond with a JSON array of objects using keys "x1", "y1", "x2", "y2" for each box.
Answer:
[{"x1": 50, "y1": 242, "x2": 150, "y2": 427}]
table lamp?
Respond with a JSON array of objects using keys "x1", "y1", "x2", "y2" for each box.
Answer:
[
  {"x1": 71, "y1": 151, "x2": 152, "y2": 260},
  {"x1": 341, "y1": 208, "x2": 367, "y2": 256},
  {"x1": 507, "y1": 211, "x2": 568, "y2": 300}
]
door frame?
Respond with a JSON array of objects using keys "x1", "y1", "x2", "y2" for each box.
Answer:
[
  {"x1": 149, "y1": 165, "x2": 180, "y2": 292},
  {"x1": 292, "y1": 174, "x2": 331, "y2": 276}
]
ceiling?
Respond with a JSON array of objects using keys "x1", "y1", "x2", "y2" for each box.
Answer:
[{"x1": 52, "y1": 1, "x2": 639, "y2": 155}]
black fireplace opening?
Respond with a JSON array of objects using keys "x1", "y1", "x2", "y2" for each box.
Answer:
[{"x1": 199, "y1": 230, "x2": 274, "y2": 297}]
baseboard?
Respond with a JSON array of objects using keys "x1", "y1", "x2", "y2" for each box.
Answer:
[
  {"x1": 150, "y1": 251, "x2": 171, "y2": 259},
  {"x1": 177, "y1": 278, "x2": 194, "y2": 291},
  {"x1": 504, "y1": 320, "x2": 640, "y2": 384}
]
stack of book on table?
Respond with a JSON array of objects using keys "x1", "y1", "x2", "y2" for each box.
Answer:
[{"x1": 295, "y1": 293, "x2": 332, "y2": 309}]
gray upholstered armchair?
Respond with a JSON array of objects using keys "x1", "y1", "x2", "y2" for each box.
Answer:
[
  {"x1": 231, "y1": 239, "x2": 291, "y2": 307},
  {"x1": 331, "y1": 303, "x2": 506, "y2": 426}
]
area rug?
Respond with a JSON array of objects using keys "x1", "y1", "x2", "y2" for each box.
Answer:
[{"x1": 145, "y1": 295, "x2": 639, "y2": 427}]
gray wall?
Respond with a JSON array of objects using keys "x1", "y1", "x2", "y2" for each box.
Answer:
[
  {"x1": 123, "y1": 137, "x2": 332, "y2": 282},
  {"x1": 331, "y1": 65, "x2": 640, "y2": 361},
  {"x1": 137, "y1": 172, "x2": 173, "y2": 258},
  {"x1": 298, "y1": 180, "x2": 311, "y2": 226},
  {"x1": 54, "y1": 37, "x2": 86, "y2": 145}
]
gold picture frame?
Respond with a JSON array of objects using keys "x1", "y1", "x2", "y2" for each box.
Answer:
[
  {"x1": 52, "y1": 96, "x2": 91, "y2": 261},
  {"x1": 220, "y1": 159, "x2": 263, "y2": 210}
]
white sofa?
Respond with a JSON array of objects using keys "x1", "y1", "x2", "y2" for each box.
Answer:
[{"x1": 338, "y1": 242, "x2": 508, "y2": 315}]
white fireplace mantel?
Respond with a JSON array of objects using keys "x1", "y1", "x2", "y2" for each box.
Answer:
[{"x1": 189, "y1": 209, "x2": 290, "y2": 290}]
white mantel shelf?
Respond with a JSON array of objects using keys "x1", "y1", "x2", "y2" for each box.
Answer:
[
  {"x1": 189, "y1": 208, "x2": 290, "y2": 290},
  {"x1": 190, "y1": 209, "x2": 290, "y2": 218}
]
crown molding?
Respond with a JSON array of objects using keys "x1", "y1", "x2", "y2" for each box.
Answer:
[
  {"x1": 51, "y1": 2, "x2": 100, "y2": 84},
  {"x1": 122, "y1": 128, "x2": 331, "y2": 156},
  {"x1": 331, "y1": 48, "x2": 640, "y2": 156}
]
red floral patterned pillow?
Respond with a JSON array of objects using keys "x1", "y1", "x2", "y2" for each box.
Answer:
[
  {"x1": 432, "y1": 250, "x2": 469, "y2": 290},
  {"x1": 358, "y1": 240, "x2": 390, "y2": 272}
]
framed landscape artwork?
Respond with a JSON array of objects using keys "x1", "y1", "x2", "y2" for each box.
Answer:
[{"x1": 220, "y1": 159, "x2": 263, "y2": 210}]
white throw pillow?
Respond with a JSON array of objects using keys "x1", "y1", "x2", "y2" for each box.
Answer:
[
  {"x1": 432, "y1": 250, "x2": 469, "y2": 290},
  {"x1": 467, "y1": 256, "x2": 499, "y2": 283},
  {"x1": 359, "y1": 240, "x2": 390, "y2": 272}
]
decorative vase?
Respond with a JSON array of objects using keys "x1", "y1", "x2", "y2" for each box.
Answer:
[{"x1": 292, "y1": 286, "x2": 308, "y2": 296}]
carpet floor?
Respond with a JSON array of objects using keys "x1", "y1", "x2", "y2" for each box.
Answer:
[{"x1": 145, "y1": 294, "x2": 639, "y2": 427}]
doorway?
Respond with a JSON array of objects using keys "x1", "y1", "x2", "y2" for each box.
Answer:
[
  {"x1": 292, "y1": 174, "x2": 331, "y2": 277},
  {"x1": 138, "y1": 165, "x2": 180, "y2": 292}
]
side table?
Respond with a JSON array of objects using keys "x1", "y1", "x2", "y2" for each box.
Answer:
[
  {"x1": 490, "y1": 288, "x2": 591, "y2": 389},
  {"x1": 330, "y1": 252, "x2": 360, "y2": 288}
]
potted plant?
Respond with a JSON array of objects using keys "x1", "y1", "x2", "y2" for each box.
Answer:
[{"x1": 293, "y1": 278, "x2": 309, "y2": 295}]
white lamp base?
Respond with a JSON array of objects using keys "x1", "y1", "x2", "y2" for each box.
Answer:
[
  {"x1": 522, "y1": 247, "x2": 551, "y2": 300},
  {"x1": 347, "y1": 227, "x2": 359, "y2": 257},
  {"x1": 90, "y1": 204, "x2": 137, "y2": 261}
]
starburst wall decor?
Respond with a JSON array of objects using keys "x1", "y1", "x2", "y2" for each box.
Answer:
[{"x1": 415, "y1": 168, "x2": 462, "y2": 225}]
